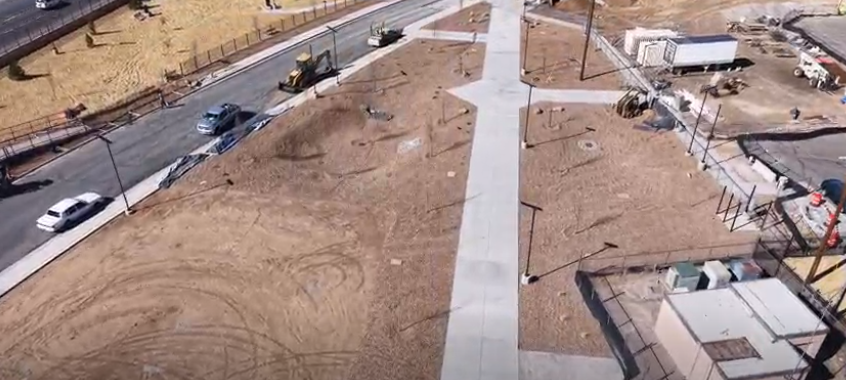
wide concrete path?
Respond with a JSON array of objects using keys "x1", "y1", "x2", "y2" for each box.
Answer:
[{"x1": 440, "y1": 2, "x2": 623, "y2": 380}]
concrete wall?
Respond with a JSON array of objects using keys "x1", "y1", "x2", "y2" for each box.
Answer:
[
  {"x1": 0, "y1": 0, "x2": 129, "y2": 69},
  {"x1": 654, "y1": 300, "x2": 720, "y2": 380}
]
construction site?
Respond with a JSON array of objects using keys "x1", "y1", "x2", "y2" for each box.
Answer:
[{"x1": 3, "y1": 0, "x2": 846, "y2": 378}]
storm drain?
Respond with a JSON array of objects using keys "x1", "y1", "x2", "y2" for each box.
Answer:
[{"x1": 578, "y1": 140, "x2": 599, "y2": 152}]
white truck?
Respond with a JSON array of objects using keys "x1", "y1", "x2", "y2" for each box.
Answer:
[
  {"x1": 367, "y1": 23, "x2": 403, "y2": 48},
  {"x1": 793, "y1": 51, "x2": 840, "y2": 91}
]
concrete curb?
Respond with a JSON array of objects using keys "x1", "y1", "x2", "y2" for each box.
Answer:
[{"x1": 0, "y1": 0, "x2": 469, "y2": 301}]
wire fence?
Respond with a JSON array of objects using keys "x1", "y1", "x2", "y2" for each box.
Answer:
[
  {"x1": 0, "y1": 0, "x2": 364, "y2": 165},
  {"x1": 174, "y1": 0, "x2": 360, "y2": 78},
  {"x1": 0, "y1": 0, "x2": 125, "y2": 56},
  {"x1": 576, "y1": 245, "x2": 752, "y2": 275}
]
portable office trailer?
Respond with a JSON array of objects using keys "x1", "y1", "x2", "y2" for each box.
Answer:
[
  {"x1": 663, "y1": 35, "x2": 738, "y2": 70},
  {"x1": 624, "y1": 28, "x2": 677, "y2": 56}
]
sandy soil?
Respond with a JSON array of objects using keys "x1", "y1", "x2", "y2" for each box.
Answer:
[
  {"x1": 421, "y1": 2, "x2": 491, "y2": 33},
  {"x1": 0, "y1": 39, "x2": 483, "y2": 380},
  {"x1": 0, "y1": 0, "x2": 371, "y2": 140},
  {"x1": 521, "y1": 20, "x2": 624, "y2": 90},
  {"x1": 517, "y1": 103, "x2": 758, "y2": 356}
]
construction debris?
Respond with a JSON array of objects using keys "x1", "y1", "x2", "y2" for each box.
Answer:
[
  {"x1": 614, "y1": 89, "x2": 648, "y2": 119},
  {"x1": 360, "y1": 104, "x2": 393, "y2": 121}
]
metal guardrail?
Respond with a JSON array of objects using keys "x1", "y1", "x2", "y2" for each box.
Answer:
[{"x1": 0, "y1": 0, "x2": 122, "y2": 57}]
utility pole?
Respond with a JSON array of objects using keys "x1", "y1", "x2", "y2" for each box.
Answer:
[
  {"x1": 579, "y1": 0, "x2": 597, "y2": 81},
  {"x1": 807, "y1": 175, "x2": 846, "y2": 283},
  {"x1": 96, "y1": 135, "x2": 133, "y2": 216}
]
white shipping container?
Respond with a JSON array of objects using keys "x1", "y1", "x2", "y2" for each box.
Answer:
[
  {"x1": 663, "y1": 35, "x2": 738, "y2": 68},
  {"x1": 624, "y1": 28, "x2": 677, "y2": 56},
  {"x1": 636, "y1": 40, "x2": 668, "y2": 67}
]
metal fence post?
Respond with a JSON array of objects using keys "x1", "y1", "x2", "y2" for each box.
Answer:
[
  {"x1": 745, "y1": 185, "x2": 757, "y2": 213},
  {"x1": 723, "y1": 192, "x2": 734, "y2": 222},
  {"x1": 716, "y1": 186, "x2": 726, "y2": 214}
]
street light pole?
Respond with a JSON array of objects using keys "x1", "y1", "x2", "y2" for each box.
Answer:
[
  {"x1": 579, "y1": 0, "x2": 597, "y2": 81},
  {"x1": 522, "y1": 81, "x2": 534, "y2": 149},
  {"x1": 327, "y1": 26, "x2": 340, "y2": 85},
  {"x1": 97, "y1": 135, "x2": 132, "y2": 216}
]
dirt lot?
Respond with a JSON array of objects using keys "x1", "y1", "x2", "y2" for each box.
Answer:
[
  {"x1": 0, "y1": 0, "x2": 370, "y2": 138},
  {"x1": 421, "y1": 1, "x2": 490, "y2": 33},
  {"x1": 0, "y1": 39, "x2": 483, "y2": 380},
  {"x1": 521, "y1": 20, "x2": 624, "y2": 90},
  {"x1": 655, "y1": 29, "x2": 846, "y2": 133},
  {"x1": 517, "y1": 103, "x2": 758, "y2": 356}
]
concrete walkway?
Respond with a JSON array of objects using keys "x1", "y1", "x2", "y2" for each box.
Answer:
[{"x1": 440, "y1": 2, "x2": 625, "y2": 380}]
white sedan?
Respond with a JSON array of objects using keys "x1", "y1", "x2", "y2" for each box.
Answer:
[{"x1": 37, "y1": 192, "x2": 104, "y2": 232}]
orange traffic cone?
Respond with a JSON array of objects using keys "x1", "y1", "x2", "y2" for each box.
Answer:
[{"x1": 810, "y1": 192, "x2": 824, "y2": 207}]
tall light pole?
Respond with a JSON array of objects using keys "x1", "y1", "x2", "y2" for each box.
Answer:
[
  {"x1": 327, "y1": 26, "x2": 340, "y2": 85},
  {"x1": 96, "y1": 135, "x2": 132, "y2": 216},
  {"x1": 579, "y1": 0, "x2": 597, "y2": 81},
  {"x1": 522, "y1": 80, "x2": 534, "y2": 149}
]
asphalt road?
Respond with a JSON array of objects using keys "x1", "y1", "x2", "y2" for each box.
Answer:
[
  {"x1": 0, "y1": 0, "x2": 445, "y2": 271},
  {"x1": 744, "y1": 134, "x2": 846, "y2": 189},
  {"x1": 0, "y1": 0, "x2": 96, "y2": 55}
]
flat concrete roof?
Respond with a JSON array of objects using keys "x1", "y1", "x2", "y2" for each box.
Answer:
[
  {"x1": 667, "y1": 285, "x2": 810, "y2": 379},
  {"x1": 731, "y1": 278, "x2": 829, "y2": 340}
]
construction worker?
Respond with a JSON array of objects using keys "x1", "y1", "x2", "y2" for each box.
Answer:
[{"x1": 158, "y1": 90, "x2": 170, "y2": 109}]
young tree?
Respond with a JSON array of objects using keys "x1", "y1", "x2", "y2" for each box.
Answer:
[{"x1": 7, "y1": 60, "x2": 26, "y2": 81}]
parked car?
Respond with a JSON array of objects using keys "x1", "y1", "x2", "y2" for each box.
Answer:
[
  {"x1": 37, "y1": 192, "x2": 104, "y2": 232},
  {"x1": 196, "y1": 103, "x2": 241, "y2": 135},
  {"x1": 35, "y1": 0, "x2": 62, "y2": 9}
]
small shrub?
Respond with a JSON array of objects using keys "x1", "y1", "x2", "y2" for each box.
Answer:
[
  {"x1": 128, "y1": 0, "x2": 144, "y2": 10},
  {"x1": 7, "y1": 61, "x2": 26, "y2": 81},
  {"x1": 87, "y1": 21, "x2": 97, "y2": 35},
  {"x1": 84, "y1": 33, "x2": 95, "y2": 48}
]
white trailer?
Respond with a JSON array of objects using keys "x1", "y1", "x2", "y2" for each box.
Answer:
[
  {"x1": 663, "y1": 35, "x2": 738, "y2": 73},
  {"x1": 623, "y1": 28, "x2": 677, "y2": 56}
]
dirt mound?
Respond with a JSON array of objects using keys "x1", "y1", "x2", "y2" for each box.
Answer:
[{"x1": 274, "y1": 104, "x2": 366, "y2": 162}]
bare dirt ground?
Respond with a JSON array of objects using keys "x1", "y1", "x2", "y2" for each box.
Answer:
[
  {"x1": 552, "y1": 0, "x2": 814, "y2": 33},
  {"x1": 0, "y1": 0, "x2": 371, "y2": 138},
  {"x1": 653, "y1": 23, "x2": 846, "y2": 132},
  {"x1": 517, "y1": 103, "x2": 758, "y2": 356},
  {"x1": 521, "y1": 20, "x2": 624, "y2": 90},
  {"x1": 421, "y1": 2, "x2": 490, "y2": 33},
  {"x1": 0, "y1": 39, "x2": 483, "y2": 380}
]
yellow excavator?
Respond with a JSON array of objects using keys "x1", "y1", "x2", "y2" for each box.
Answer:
[{"x1": 278, "y1": 50, "x2": 335, "y2": 93}]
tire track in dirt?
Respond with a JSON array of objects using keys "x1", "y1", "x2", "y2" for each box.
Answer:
[{"x1": 0, "y1": 190, "x2": 376, "y2": 380}]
